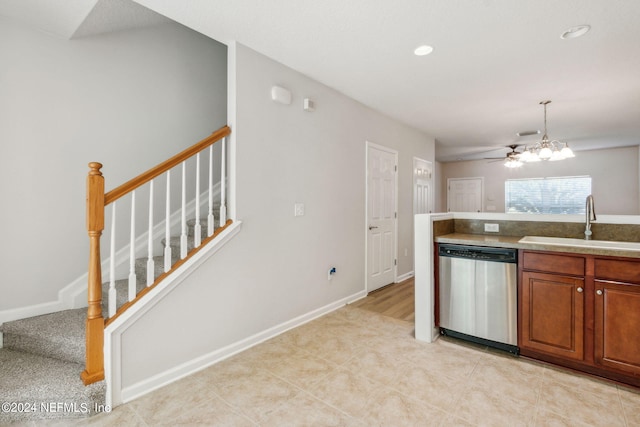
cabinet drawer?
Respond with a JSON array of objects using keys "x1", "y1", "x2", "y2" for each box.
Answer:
[
  {"x1": 522, "y1": 251, "x2": 585, "y2": 276},
  {"x1": 595, "y1": 258, "x2": 640, "y2": 283}
]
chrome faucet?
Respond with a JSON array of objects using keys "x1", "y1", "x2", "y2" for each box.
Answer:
[{"x1": 585, "y1": 195, "x2": 596, "y2": 240}]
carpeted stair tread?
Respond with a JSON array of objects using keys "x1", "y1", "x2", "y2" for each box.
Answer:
[
  {"x1": 134, "y1": 254, "x2": 179, "y2": 284},
  {"x1": 162, "y1": 235, "x2": 207, "y2": 254},
  {"x1": 161, "y1": 218, "x2": 218, "y2": 252},
  {"x1": 101, "y1": 278, "x2": 146, "y2": 315},
  {"x1": 187, "y1": 217, "x2": 216, "y2": 238},
  {"x1": 1, "y1": 309, "x2": 86, "y2": 365},
  {"x1": 0, "y1": 348, "x2": 105, "y2": 422}
]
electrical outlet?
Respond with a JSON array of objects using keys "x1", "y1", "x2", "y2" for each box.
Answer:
[
  {"x1": 484, "y1": 223, "x2": 499, "y2": 232},
  {"x1": 328, "y1": 267, "x2": 336, "y2": 281}
]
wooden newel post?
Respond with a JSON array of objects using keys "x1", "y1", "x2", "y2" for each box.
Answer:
[{"x1": 81, "y1": 162, "x2": 106, "y2": 385}]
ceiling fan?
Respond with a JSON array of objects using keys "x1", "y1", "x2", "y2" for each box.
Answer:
[{"x1": 485, "y1": 145, "x2": 523, "y2": 168}]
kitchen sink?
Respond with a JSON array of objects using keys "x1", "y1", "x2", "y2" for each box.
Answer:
[{"x1": 519, "y1": 236, "x2": 640, "y2": 251}]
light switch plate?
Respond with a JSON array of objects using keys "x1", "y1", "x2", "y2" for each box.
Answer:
[{"x1": 294, "y1": 203, "x2": 305, "y2": 216}]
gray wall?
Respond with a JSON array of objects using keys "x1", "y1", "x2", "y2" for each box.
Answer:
[
  {"x1": 119, "y1": 43, "x2": 435, "y2": 388},
  {"x1": 0, "y1": 18, "x2": 227, "y2": 311},
  {"x1": 438, "y1": 146, "x2": 639, "y2": 215}
]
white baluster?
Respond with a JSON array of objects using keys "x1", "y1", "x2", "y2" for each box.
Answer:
[
  {"x1": 108, "y1": 202, "x2": 117, "y2": 318},
  {"x1": 219, "y1": 136, "x2": 227, "y2": 226},
  {"x1": 180, "y1": 162, "x2": 187, "y2": 259},
  {"x1": 194, "y1": 153, "x2": 201, "y2": 247},
  {"x1": 128, "y1": 191, "x2": 136, "y2": 302},
  {"x1": 164, "y1": 171, "x2": 172, "y2": 272},
  {"x1": 208, "y1": 145, "x2": 215, "y2": 236},
  {"x1": 146, "y1": 180, "x2": 155, "y2": 286}
]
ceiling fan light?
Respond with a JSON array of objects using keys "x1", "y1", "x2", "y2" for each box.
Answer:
[{"x1": 504, "y1": 158, "x2": 522, "y2": 168}]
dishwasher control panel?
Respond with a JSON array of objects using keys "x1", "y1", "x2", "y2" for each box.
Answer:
[{"x1": 438, "y1": 244, "x2": 517, "y2": 263}]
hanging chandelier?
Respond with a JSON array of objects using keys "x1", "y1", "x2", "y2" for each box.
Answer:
[{"x1": 518, "y1": 100, "x2": 575, "y2": 163}]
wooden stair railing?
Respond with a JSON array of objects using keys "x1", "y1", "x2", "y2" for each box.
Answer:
[{"x1": 82, "y1": 125, "x2": 231, "y2": 385}]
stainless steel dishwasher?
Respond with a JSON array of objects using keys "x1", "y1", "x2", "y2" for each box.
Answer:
[{"x1": 438, "y1": 243, "x2": 518, "y2": 354}]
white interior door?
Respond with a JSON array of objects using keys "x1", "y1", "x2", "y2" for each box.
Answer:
[
  {"x1": 414, "y1": 158, "x2": 433, "y2": 215},
  {"x1": 447, "y1": 177, "x2": 483, "y2": 212},
  {"x1": 366, "y1": 143, "x2": 397, "y2": 292}
]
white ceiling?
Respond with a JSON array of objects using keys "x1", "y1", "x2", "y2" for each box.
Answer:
[{"x1": 3, "y1": 0, "x2": 639, "y2": 162}]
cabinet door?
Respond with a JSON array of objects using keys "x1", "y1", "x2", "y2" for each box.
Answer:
[
  {"x1": 594, "y1": 280, "x2": 640, "y2": 375},
  {"x1": 520, "y1": 271, "x2": 584, "y2": 360}
]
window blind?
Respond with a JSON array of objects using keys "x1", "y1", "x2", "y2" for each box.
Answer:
[{"x1": 505, "y1": 176, "x2": 592, "y2": 214}]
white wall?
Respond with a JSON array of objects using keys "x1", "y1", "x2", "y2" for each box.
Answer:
[
  {"x1": 119, "y1": 43, "x2": 434, "y2": 388},
  {"x1": 439, "y1": 146, "x2": 639, "y2": 215},
  {"x1": 434, "y1": 161, "x2": 444, "y2": 213},
  {"x1": 0, "y1": 18, "x2": 227, "y2": 311}
]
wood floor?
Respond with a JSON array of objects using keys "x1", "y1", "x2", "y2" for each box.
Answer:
[{"x1": 350, "y1": 277, "x2": 415, "y2": 322}]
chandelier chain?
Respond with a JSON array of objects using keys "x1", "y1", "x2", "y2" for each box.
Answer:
[{"x1": 540, "y1": 100, "x2": 551, "y2": 138}]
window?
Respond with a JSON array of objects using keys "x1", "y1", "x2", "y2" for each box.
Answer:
[{"x1": 505, "y1": 176, "x2": 592, "y2": 214}]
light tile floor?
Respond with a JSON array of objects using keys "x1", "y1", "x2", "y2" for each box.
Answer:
[{"x1": 41, "y1": 306, "x2": 640, "y2": 426}]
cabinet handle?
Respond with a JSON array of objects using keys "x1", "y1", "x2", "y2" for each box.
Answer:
[
  {"x1": 577, "y1": 287, "x2": 583, "y2": 293},
  {"x1": 596, "y1": 289, "x2": 603, "y2": 296}
]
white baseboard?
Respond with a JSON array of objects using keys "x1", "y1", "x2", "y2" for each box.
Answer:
[
  {"x1": 396, "y1": 271, "x2": 414, "y2": 282},
  {"x1": 115, "y1": 288, "x2": 366, "y2": 405},
  {"x1": 0, "y1": 300, "x2": 68, "y2": 325}
]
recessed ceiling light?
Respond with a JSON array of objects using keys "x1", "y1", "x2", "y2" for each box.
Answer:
[
  {"x1": 560, "y1": 25, "x2": 591, "y2": 39},
  {"x1": 414, "y1": 45, "x2": 434, "y2": 56}
]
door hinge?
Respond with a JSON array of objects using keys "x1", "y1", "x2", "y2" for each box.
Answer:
[
  {"x1": 394, "y1": 212, "x2": 397, "y2": 219},
  {"x1": 394, "y1": 259, "x2": 397, "y2": 266}
]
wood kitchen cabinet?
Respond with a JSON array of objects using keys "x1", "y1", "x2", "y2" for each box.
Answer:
[
  {"x1": 519, "y1": 252, "x2": 586, "y2": 361},
  {"x1": 594, "y1": 259, "x2": 640, "y2": 376},
  {"x1": 520, "y1": 271, "x2": 584, "y2": 361},
  {"x1": 519, "y1": 250, "x2": 640, "y2": 387}
]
